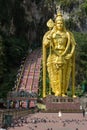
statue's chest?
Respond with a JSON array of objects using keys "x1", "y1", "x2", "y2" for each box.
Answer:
[{"x1": 53, "y1": 33, "x2": 67, "y2": 47}]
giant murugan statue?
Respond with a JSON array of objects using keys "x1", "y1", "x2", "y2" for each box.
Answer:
[{"x1": 42, "y1": 12, "x2": 76, "y2": 98}]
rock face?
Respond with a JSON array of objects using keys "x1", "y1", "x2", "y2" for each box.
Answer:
[
  {"x1": 22, "y1": 0, "x2": 87, "y2": 46},
  {"x1": 58, "y1": 0, "x2": 87, "y2": 32},
  {"x1": 20, "y1": 0, "x2": 56, "y2": 47},
  {"x1": 1, "y1": 0, "x2": 87, "y2": 47}
]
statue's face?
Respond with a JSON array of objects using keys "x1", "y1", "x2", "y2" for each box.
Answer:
[{"x1": 56, "y1": 20, "x2": 64, "y2": 31}]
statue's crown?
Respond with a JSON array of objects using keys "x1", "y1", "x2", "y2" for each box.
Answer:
[
  {"x1": 57, "y1": 12, "x2": 62, "y2": 17},
  {"x1": 55, "y1": 11, "x2": 64, "y2": 22}
]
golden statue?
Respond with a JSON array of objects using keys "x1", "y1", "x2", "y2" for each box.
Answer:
[{"x1": 42, "y1": 12, "x2": 76, "y2": 98}]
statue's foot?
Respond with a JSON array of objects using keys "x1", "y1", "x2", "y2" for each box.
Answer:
[
  {"x1": 55, "y1": 91, "x2": 61, "y2": 96},
  {"x1": 62, "y1": 94, "x2": 67, "y2": 97},
  {"x1": 73, "y1": 95, "x2": 77, "y2": 98}
]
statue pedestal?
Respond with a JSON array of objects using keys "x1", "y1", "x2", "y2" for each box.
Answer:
[{"x1": 43, "y1": 95, "x2": 81, "y2": 113}]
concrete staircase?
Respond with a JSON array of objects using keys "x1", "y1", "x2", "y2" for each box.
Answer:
[
  {"x1": 18, "y1": 48, "x2": 41, "y2": 92},
  {"x1": 17, "y1": 48, "x2": 42, "y2": 107}
]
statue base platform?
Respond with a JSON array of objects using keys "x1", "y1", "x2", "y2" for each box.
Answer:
[{"x1": 43, "y1": 95, "x2": 81, "y2": 113}]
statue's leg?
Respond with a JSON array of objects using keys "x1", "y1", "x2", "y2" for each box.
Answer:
[
  {"x1": 47, "y1": 62, "x2": 52, "y2": 92},
  {"x1": 57, "y1": 67, "x2": 62, "y2": 96},
  {"x1": 47, "y1": 62, "x2": 61, "y2": 96},
  {"x1": 62, "y1": 64, "x2": 66, "y2": 96},
  {"x1": 64, "y1": 60, "x2": 72, "y2": 94},
  {"x1": 52, "y1": 63, "x2": 62, "y2": 96}
]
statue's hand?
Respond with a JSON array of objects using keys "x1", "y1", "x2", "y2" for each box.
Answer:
[
  {"x1": 43, "y1": 41, "x2": 50, "y2": 47},
  {"x1": 65, "y1": 54, "x2": 72, "y2": 60}
]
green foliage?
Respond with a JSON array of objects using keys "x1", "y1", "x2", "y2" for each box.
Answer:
[
  {"x1": 0, "y1": 0, "x2": 27, "y2": 98},
  {"x1": 67, "y1": 90, "x2": 72, "y2": 97},
  {"x1": 80, "y1": 0, "x2": 87, "y2": 15},
  {"x1": 67, "y1": 85, "x2": 84, "y2": 97},
  {"x1": 0, "y1": 36, "x2": 4, "y2": 80},
  {"x1": 73, "y1": 32, "x2": 87, "y2": 89},
  {"x1": 0, "y1": 35, "x2": 28, "y2": 98},
  {"x1": 4, "y1": 36, "x2": 28, "y2": 65},
  {"x1": 65, "y1": 18, "x2": 78, "y2": 31},
  {"x1": 0, "y1": 69, "x2": 17, "y2": 98},
  {"x1": 75, "y1": 86, "x2": 84, "y2": 97}
]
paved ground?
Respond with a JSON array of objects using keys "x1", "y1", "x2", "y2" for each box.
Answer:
[{"x1": 8, "y1": 112, "x2": 87, "y2": 130}]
